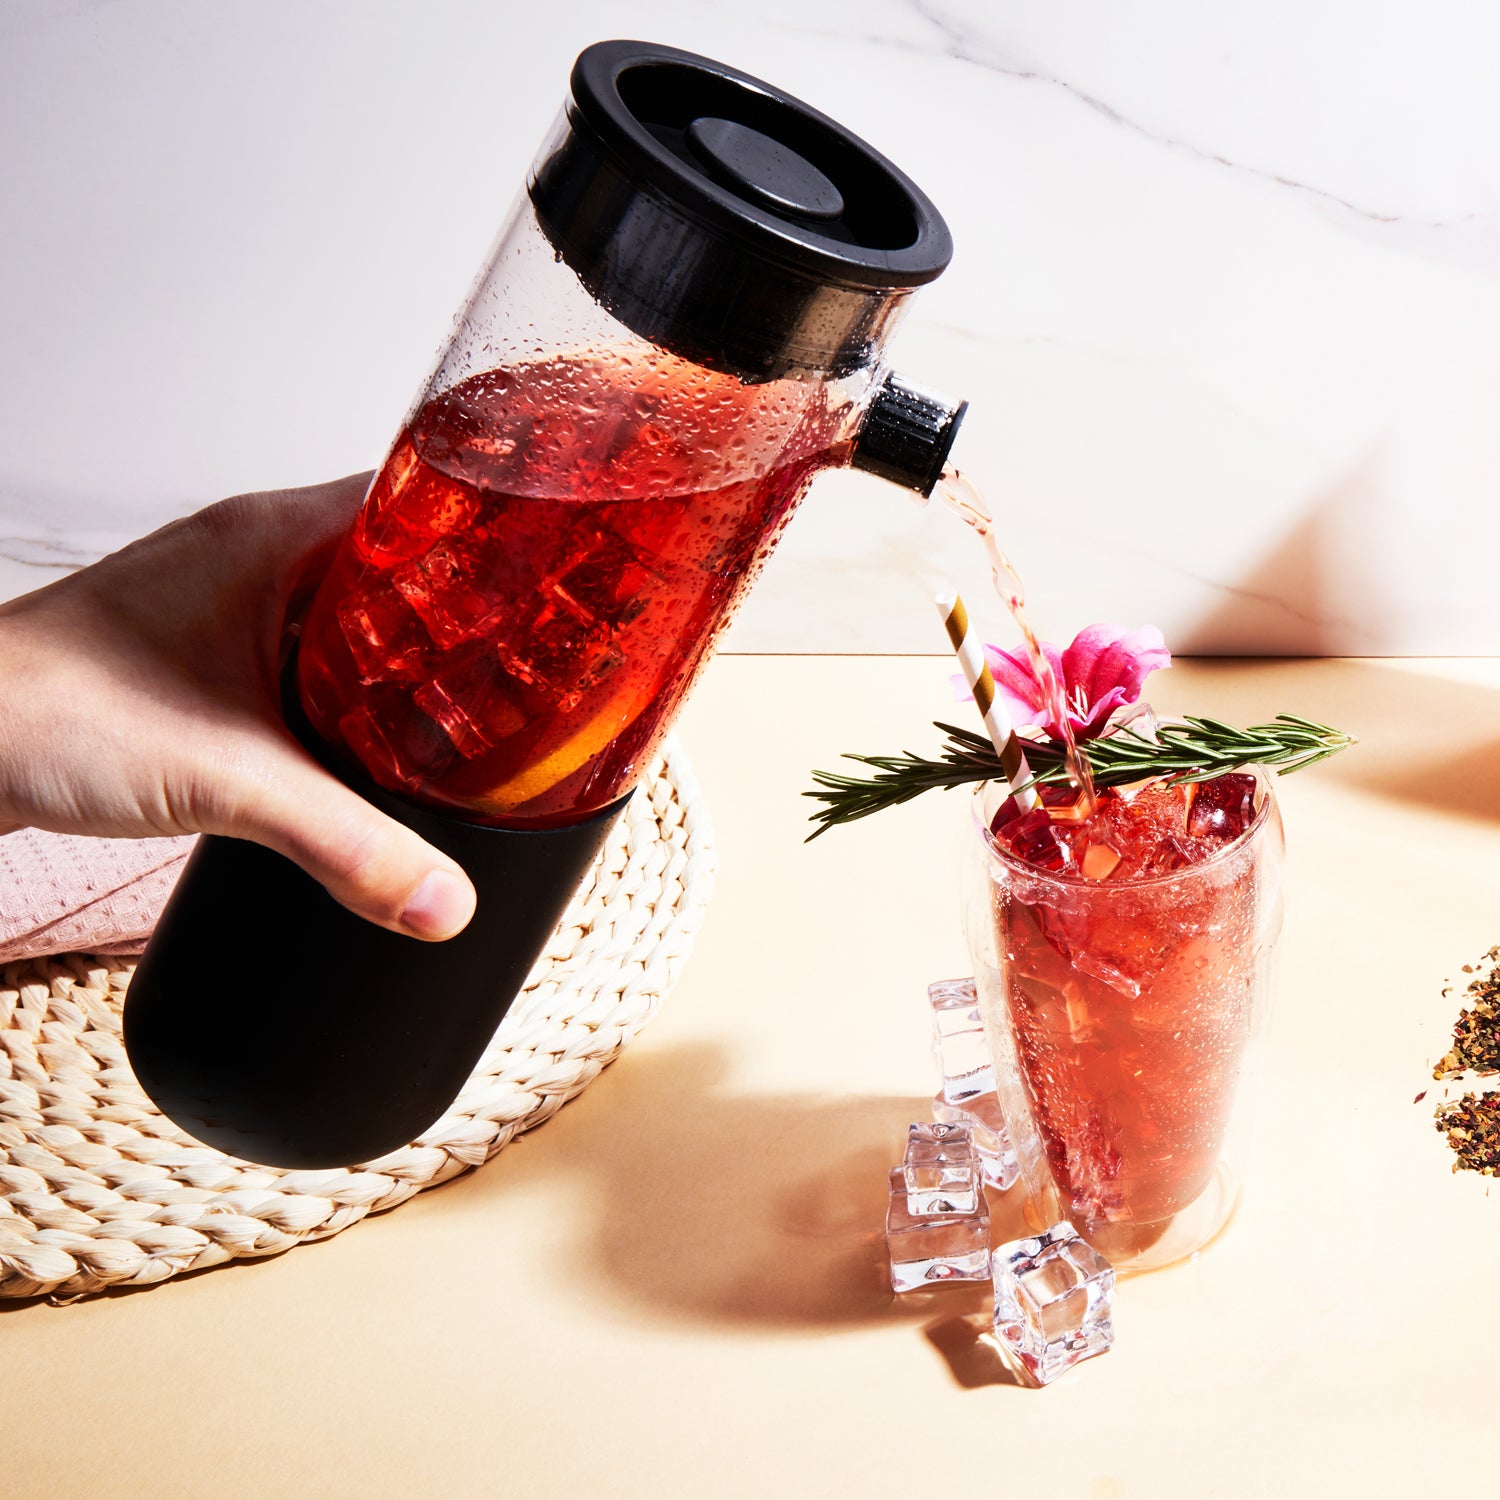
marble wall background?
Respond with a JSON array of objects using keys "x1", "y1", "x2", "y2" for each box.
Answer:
[{"x1": 3, "y1": 1, "x2": 1498, "y2": 654}]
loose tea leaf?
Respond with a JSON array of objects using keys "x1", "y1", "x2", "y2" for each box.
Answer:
[
  {"x1": 1434, "y1": 1093, "x2": 1500, "y2": 1176},
  {"x1": 1433, "y1": 946, "x2": 1500, "y2": 1081}
]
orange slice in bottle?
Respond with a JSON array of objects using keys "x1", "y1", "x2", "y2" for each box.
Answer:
[{"x1": 473, "y1": 674, "x2": 649, "y2": 815}]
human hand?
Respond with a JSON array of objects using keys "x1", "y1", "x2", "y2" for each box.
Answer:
[{"x1": 0, "y1": 476, "x2": 477, "y2": 940}]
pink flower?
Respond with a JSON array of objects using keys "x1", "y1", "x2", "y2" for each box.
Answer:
[{"x1": 952, "y1": 624, "x2": 1171, "y2": 741}]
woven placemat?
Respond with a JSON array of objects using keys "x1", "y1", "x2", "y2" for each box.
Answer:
[{"x1": 0, "y1": 737, "x2": 714, "y2": 1302}]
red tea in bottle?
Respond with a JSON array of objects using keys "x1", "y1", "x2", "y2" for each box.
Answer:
[{"x1": 298, "y1": 349, "x2": 846, "y2": 826}]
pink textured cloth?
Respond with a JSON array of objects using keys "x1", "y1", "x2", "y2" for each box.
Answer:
[{"x1": 0, "y1": 827, "x2": 195, "y2": 964}]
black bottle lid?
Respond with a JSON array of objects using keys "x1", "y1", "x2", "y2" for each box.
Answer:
[{"x1": 529, "y1": 40, "x2": 953, "y2": 382}]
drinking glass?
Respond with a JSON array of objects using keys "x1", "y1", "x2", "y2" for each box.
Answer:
[{"x1": 962, "y1": 772, "x2": 1285, "y2": 1272}]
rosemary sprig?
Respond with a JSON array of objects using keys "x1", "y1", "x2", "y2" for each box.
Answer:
[{"x1": 804, "y1": 714, "x2": 1354, "y2": 839}]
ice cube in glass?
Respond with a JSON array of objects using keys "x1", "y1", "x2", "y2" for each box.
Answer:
[
  {"x1": 997, "y1": 806, "x2": 1074, "y2": 872},
  {"x1": 885, "y1": 1169, "x2": 990, "y2": 1292},
  {"x1": 1187, "y1": 773, "x2": 1259, "y2": 843},
  {"x1": 928, "y1": 977, "x2": 995, "y2": 1105},
  {"x1": 902, "y1": 1120, "x2": 981, "y2": 1213},
  {"x1": 991, "y1": 1222, "x2": 1114, "y2": 1386}
]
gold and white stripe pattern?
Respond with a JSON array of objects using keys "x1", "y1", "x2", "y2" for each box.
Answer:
[{"x1": 936, "y1": 590, "x2": 1040, "y2": 813}]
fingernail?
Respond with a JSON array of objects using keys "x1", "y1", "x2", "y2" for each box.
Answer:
[{"x1": 400, "y1": 869, "x2": 475, "y2": 940}]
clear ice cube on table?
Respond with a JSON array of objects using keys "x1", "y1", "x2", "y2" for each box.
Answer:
[
  {"x1": 885, "y1": 1169, "x2": 990, "y2": 1293},
  {"x1": 991, "y1": 1222, "x2": 1115, "y2": 1386},
  {"x1": 934, "y1": 1092, "x2": 1019, "y2": 1191},
  {"x1": 902, "y1": 1121, "x2": 981, "y2": 1214},
  {"x1": 928, "y1": 977, "x2": 995, "y2": 1106}
]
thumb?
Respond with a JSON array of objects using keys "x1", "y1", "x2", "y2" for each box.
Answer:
[{"x1": 210, "y1": 739, "x2": 478, "y2": 941}]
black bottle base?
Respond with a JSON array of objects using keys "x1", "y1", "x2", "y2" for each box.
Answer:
[{"x1": 123, "y1": 675, "x2": 628, "y2": 1169}]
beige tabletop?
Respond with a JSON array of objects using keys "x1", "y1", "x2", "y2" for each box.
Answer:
[{"x1": 4, "y1": 655, "x2": 1495, "y2": 1499}]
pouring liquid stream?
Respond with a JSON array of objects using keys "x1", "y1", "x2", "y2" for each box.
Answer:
[{"x1": 934, "y1": 463, "x2": 1097, "y2": 811}]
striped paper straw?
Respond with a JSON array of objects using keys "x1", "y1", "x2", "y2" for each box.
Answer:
[{"x1": 936, "y1": 589, "x2": 1040, "y2": 813}]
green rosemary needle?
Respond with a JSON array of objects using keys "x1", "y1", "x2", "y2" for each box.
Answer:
[{"x1": 804, "y1": 714, "x2": 1354, "y2": 839}]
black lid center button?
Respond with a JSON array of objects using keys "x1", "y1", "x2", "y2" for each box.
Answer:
[{"x1": 685, "y1": 116, "x2": 845, "y2": 221}]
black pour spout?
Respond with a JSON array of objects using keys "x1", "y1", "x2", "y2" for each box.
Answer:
[{"x1": 850, "y1": 372, "x2": 968, "y2": 497}]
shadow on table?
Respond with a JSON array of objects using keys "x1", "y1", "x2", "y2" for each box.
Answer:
[
  {"x1": 1157, "y1": 656, "x2": 1500, "y2": 827},
  {"x1": 464, "y1": 1039, "x2": 1026, "y2": 1361},
  {"x1": 923, "y1": 1312, "x2": 1023, "y2": 1388},
  {"x1": 0, "y1": 1039, "x2": 1020, "y2": 1391},
  {"x1": 1329, "y1": 663, "x2": 1500, "y2": 825}
]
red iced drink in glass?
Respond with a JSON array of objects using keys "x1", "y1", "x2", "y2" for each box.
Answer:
[
  {"x1": 969, "y1": 771, "x2": 1283, "y2": 1268},
  {"x1": 298, "y1": 349, "x2": 845, "y2": 826}
]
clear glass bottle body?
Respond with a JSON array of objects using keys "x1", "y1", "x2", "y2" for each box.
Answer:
[{"x1": 297, "y1": 196, "x2": 882, "y2": 826}]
